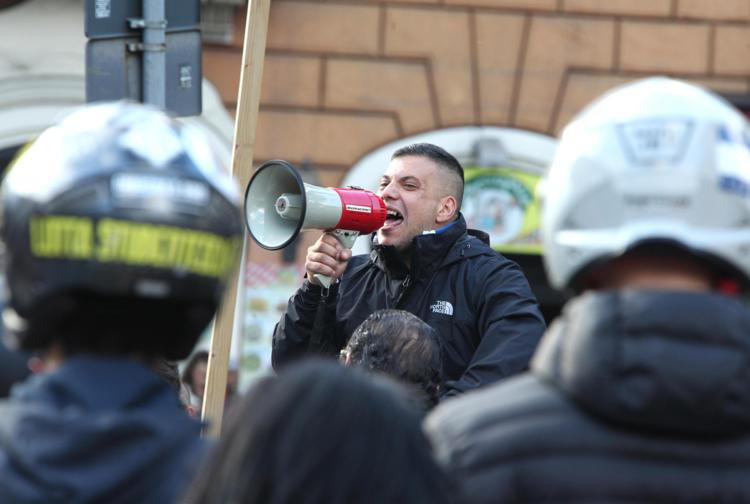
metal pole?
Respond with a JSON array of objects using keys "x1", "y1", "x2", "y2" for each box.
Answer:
[{"x1": 142, "y1": 0, "x2": 166, "y2": 108}]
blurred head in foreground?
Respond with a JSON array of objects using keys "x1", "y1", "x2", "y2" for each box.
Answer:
[
  {"x1": 542, "y1": 77, "x2": 750, "y2": 293},
  {"x1": 424, "y1": 78, "x2": 750, "y2": 503},
  {"x1": 0, "y1": 101, "x2": 243, "y2": 503},
  {"x1": 1, "y1": 101, "x2": 243, "y2": 361},
  {"x1": 183, "y1": 359, "x2": 457, "y2": 504}
]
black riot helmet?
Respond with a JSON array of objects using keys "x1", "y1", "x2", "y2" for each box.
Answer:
[{"x1": 0, "y1": 102, "x2": 244, "y2": 359}]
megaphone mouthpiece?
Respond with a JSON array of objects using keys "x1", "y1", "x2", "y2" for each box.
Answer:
[{"x1": 331, "y1": 187, "x2": 387, "y2": 234}]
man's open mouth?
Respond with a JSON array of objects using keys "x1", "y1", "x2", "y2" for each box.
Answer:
[{"x1": 383, "y1": 208, "x2": 403, "y2": 228}]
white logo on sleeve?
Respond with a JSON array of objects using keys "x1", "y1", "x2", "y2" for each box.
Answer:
[{"x1": 430, "y1": 300, "x2": 454, "y2": 316}]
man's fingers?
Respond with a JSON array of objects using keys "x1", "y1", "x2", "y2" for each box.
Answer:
[
  {"x1": 311, "y1": 241, "x2": 340, "y2": 259},
  {"x1": 306, "y1": 261, "x2": 338, "y2": 279},
  {"x1": 319, "y1": 232, "x2": 342, "y2": 248},
  {"x1": 307, "y1": 251, "x2": 340, "y2": 271},
  {"x1": 312, "y1": 234, "x2": 342, "y2": 256},
  {"x1": 304, "y1": 233, "x2": 352, "y2": 284}
]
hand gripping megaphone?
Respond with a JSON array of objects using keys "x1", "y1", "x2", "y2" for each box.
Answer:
[{"x1": 244, "y1": 160, "x2": 387, "y2": 288}]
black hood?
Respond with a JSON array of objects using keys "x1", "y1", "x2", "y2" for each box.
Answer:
[
  {"x1": 0, "y1": 357, "x2": 205, "y2": 503},
  {"x1": 532, "y1": 290, "x2": 750, "y2": 438}
]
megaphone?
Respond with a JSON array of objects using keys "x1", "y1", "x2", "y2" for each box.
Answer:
[{"x1": 244, "y1": 160, "x2": 387, "y2": 288}]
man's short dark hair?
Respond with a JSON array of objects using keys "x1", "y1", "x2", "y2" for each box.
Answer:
[
  {"x1": 343, "y1": 309, "x2": 443, "y2": 409},
  {"x1": 392, "y1": 143, "x2": 464, "y2": 210}
]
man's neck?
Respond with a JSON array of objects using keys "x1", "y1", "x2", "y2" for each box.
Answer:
[
  {"x1": 397, "y1": 220, "x2": 459, "y2": 270},
  {"x1": 590, "y1": 255, "x2": 713, "y2": 292}
]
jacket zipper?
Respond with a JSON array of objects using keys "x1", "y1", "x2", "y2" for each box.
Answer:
[{"x1": 395, "y1": 275, "x2": 411, "y2": 307}]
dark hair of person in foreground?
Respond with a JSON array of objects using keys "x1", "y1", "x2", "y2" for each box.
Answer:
[
  {"x1": 342, "y1": 309, "x2": 444, "y2": 410},
  {"x1": 182, "y1": 359, "x2": 458, "y2": 504}
]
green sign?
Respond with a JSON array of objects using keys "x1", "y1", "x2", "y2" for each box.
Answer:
[{"x1": 463, "y1": 167, "x2": 542, "y2": 254}]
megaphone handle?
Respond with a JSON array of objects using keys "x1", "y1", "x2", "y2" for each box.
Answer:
[{"x1": 310, "y1": 229, "x2": 360, "y2": 289}]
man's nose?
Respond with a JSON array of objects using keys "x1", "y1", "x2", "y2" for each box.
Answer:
[{"x1": 378, "y1": 181, "x2": 397, "y2": 200}]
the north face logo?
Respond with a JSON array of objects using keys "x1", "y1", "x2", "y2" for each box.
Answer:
[{"x1": 430, "y1": 300, "x2": 453, "y2": 316}]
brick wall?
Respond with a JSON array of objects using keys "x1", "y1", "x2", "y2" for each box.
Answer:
[{"x1": 204, "y1": 0, "x2": 750, "y2": 188}]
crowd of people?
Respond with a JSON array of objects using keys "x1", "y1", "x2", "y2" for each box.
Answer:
[{"x1": 0, "y1": 75, "x2": 748, "y2": 502}]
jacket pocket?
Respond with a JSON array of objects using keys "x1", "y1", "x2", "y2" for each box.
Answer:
[{"x1": 424, "y1": 315, "x2": 474, "y2": 382}]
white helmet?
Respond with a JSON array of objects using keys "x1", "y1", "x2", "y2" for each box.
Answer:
[{"x1": 542, "y1": 77, "x2": 750, "y2": 290}]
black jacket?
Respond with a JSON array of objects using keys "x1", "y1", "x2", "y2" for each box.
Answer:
[
  {"x1": 425, "y1": 290, "x2": 750, "y2": 503},
  {"x1": 0, "y1": 357, "x2": 206, "y2": 504},
  {"x1": 273, "y1": 215, "x2": 545, "y2": 396}
]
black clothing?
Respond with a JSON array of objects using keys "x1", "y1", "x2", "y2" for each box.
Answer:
[
  {"x1": 273, "y1": 215, "x2": 545, "y2": 396},
  {"x1": 0, "y1": 357, "x2": 206, "y2": 503},
  {"x1": 425, "y1": 290, "x2": 750, "y2": 503},
  {"x1": 0, "y1": 340, "x2": 29, "y2": 398}
]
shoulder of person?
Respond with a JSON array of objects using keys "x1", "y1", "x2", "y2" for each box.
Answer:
[
  {"x1": 425, "y1": 373, "x2": 580, "y2": 467},
  {"x1": 452, "y1": 234, "x2": 517, "y2": 268}
]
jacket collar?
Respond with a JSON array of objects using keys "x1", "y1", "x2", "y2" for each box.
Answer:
[{"x1": 372, "y1": 214, "x2": 468, "y2": 279}]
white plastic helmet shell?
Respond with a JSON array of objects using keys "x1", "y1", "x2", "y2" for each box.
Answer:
[{"x1": 541, "y1": 77, "x2": 750, "y2": 290}]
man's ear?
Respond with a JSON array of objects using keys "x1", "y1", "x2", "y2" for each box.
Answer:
[{"x1": 435, "y1": 195, "x2": 458, "y2": 225}]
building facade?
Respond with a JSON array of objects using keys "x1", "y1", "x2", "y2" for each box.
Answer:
[{"x1": 206, "y1": 0, "x2": 750, "y2": 184}]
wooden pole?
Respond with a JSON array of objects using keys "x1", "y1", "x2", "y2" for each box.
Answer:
[{"x1": 201, "y1": 0, "x2": 271, "y2": 438}]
